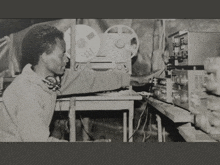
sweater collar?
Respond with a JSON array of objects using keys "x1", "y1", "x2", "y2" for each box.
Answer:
[{"x1": 22, "y1": 64, "x2": 56, "y2": 94}]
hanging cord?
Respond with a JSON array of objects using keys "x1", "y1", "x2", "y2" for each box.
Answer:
[
  {"x1": 128, "y1": 94, "x2": 150, "y2": 141},
  {"x1": 157, "y1": 67, "x2": 166, "y2": 78},
  {"x1": 140, "y1": 94, "x2": 152, "y2": 142},
  {"x1": 141, "y1": 106, "x2": 149, "y2": 142},
  {"x1": 80, "y1": 115, "x2": 95, "y2": 141},
  {"x1": 128, "y1": 103, "x2": 146, "y2": 141},
  {"x1": 146, "y1": 112, "x2": 152, "y2": 141}
]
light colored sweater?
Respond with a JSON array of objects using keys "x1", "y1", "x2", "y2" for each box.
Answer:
[{"x1": 1, "y1": 64, "x2": 58, "y2": 142}]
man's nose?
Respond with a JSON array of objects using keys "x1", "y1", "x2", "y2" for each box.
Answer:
[{"x1": 64, "y1": 53, "x2": 70, "y2": 63}]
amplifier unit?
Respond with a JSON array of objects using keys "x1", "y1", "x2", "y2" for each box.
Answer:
[
  {"x1": 171, "y1": 69, "x2": 207, "y2": 114},
  {"x1": 168, "y1": 31, "x2": 220, "y2": 66},
  {"x1": 152, "y1": 78, "x2": 173, "y2": 103}
]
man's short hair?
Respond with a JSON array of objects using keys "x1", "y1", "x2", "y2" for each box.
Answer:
[{"x1": 21, "y1": 24, "x2": 64, "y2": 69}]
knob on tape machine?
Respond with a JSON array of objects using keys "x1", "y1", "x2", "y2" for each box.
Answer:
[{"x1": 115, "y1": 39, "x2": 125, "y2": 48}]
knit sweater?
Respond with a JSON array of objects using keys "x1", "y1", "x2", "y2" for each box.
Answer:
[{"x1": 1, "y1": 64, "x2": 58, "y2": 142}]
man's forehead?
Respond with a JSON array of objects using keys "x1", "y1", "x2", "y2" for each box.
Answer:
[{"x1": 55, "y1": 38, "x2": 66, "y2": 51}]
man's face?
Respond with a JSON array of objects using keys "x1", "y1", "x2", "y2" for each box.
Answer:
[{"x1": 43, "y1": 38, "x2": 69, "y2": 76}]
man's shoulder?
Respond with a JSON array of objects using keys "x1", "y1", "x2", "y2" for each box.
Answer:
[
  {"x1": 3, "y1": 74, "x2": 36, "y2": 98},
  {"x1": 7, "y1": 74, "x2": 28, "y2": 89}
]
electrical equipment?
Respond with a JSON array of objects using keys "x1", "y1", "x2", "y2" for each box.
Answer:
[
  {"x1": 64, "y1": 24, "x2": 101, "y2": 61},
  {"x1": 104, "y1": 25, "x2": 140, "y2": 59},
  {"x1": 171, "y1": 69, "x2": 207, "y2": 114},
  {"x1": 152, "y1": 78, "x2": 173, "y2": 103},
  {"x1": 168, "y1": 31, "x2": 220, "y2": 66},
  {"x1": 71, "y1": 25, "x2": 139, "y2": 74},
  {"x1": 63, "y1": 24, "x2": 140, "y2": 92},
  {"x1": 75, "y1": 25, "x2": 101, "y2": 63}
]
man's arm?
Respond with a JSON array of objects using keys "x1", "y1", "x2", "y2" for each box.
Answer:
[
  {"x1": 59, "y1": 69, "x2": 130, "y2": 95},
  {"x1": 13, "y1": 93, "x2": 64, "y2": 142}
]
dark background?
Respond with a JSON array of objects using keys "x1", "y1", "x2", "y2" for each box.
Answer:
[{"x1": 0, "y1": 19, "x2": 60, "y2": 38}]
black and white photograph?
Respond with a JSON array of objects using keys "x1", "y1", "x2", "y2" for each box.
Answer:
[{"x1": 1, "y1": 19, "x2": 220, "y2": 143}]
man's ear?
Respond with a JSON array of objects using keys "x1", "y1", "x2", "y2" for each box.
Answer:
[{"x1": 40, "y1": 52, "x2": 48, "y2": 64}]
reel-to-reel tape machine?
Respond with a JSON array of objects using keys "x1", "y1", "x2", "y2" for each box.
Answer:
[{"x1": 64, "y1": 24, "x2": 139, "y2": 75}]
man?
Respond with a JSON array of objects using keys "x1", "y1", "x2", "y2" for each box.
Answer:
[
  {"x1": 0, "y1": 24, "x2": 130, "y2": 142},
  {"x1": 0, "y1": 25, "x2": 69, "y2": 142}
]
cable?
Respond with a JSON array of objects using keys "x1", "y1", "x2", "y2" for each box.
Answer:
[
  {"x1": 157, "y1": 67, "x2": 166, "y2": 78},
  {"x1": 128, "y1": 103, "x2": 146, "y2": 141},
  {"x1": 128, "y1": 95, "x2": 150, "y2": 141},
  {"x1": 145, "y1": 112, "x2": 152, "y2": 141},
  {"x1": 80, "y1": 115, "x2": 95, "y2": 141},
  {"x1": 141, "y1": 106, "x2": 149, "y2": 142}
]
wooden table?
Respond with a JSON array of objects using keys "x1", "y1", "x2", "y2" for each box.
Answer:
[
  {"x1": 55, "y1": 90, "x2": 142, "y2": 142},
  {"x1": 146, "y1": 97, "x2": 217, "y2": 142}
]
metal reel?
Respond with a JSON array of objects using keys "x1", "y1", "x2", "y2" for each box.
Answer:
[
  {"x1": 64, "y1": 24, "x2": 101, "y2": 62},
  {"x1": 105, "y1": 25, "x2": 140, "y2": 58}
]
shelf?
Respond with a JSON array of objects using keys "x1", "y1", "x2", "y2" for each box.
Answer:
[
  {"x1": 178, "y1": 124, "x2": 217, "y2": 142},
  {"x1": 147, "y1": 97, "x2": 193, "y2": 123}
]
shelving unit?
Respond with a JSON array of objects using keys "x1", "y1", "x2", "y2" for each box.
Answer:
[{"x1": 146, "y1": 97, "x2": 217, "y2": 142}]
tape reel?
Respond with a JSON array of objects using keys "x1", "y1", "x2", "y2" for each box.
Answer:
[
  {"x1": 75, "y1": 25, "x2": 101, "y2": 62},
  {"x1": 105, "y1": 25, "x2": 140, "y2": 58},
  {"x1": 64, "y1": 24, "x2": 139, "y2": 64},
  {"x1": 64, "y1": 24, "x2": 101, "y2": 62}
]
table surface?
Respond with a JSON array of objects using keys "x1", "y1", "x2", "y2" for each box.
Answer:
[
  {"x1": 146, "y1": 97, "x2": 193, "y2": 123},
  {"x1": 0, "y1": 90, "x2": 142, "y2": 102},
  {"x1": 178, "y1": 124, "x2": 217, "y2": 142},
  {"x1": 57, "y1": 90, "x2": 142, "y2": 101}
]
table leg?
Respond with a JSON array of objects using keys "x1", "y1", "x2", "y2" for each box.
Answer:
[
  {"x1": 69, "y1": 109, "x2": 76, "y2": 142},
  {"x1": 69, "y1": 98, "x2": 76, "y2": 142},
  {"x1": 129, "y1": 106, "x2": 134, "y2": 142},
  {"x1": 123, "y1": 112, "x2": 127, "y2": 142},
  {"x1": 156, "y1": 114, "x2": 162, "y2": 142},
  {"x1": 82, "y1": 118, "x2": 90, "y2": 141}
]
